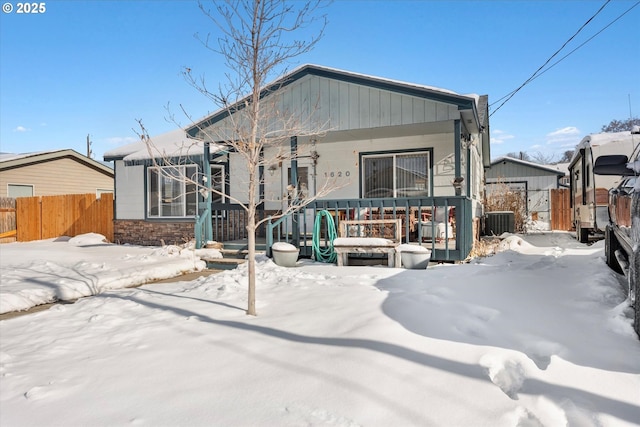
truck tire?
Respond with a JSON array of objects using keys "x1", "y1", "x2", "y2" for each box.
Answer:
[{"x1": 605, "y1": 225, "x2": 622, "y2": 273}]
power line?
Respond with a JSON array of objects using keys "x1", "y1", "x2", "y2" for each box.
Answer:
[
  {"x1": 490, "y1": 1, "x2": 639, "y2": 109},
  {"x1": 489, "y1": 0, "x2": 613, "y2": 117}
]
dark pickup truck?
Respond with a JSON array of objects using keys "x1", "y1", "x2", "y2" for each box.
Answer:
[{"x1": 594, "y1": 148, "x2": 640, "y2": 337}]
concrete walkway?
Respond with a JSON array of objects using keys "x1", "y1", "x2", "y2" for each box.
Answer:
[{"x1": 0, "y1": 269, "x2": 222, "y2": 321}]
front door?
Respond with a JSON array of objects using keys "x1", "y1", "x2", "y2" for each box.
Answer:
[{"x1": 282, "y1": 160, "x2": 315, "y2": 236}]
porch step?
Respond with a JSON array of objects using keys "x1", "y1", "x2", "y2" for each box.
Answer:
[
  {"x1": 222, "y1": 242, "x2": 267, "y2": 252},
  {"x1": 205, "y1": 257, "x2": 247, "y2": 270},
  {"x1": 220, "y1": 248, "x2": 266, "y2": 259}
]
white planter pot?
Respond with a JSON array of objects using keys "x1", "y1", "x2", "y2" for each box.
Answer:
[
  {"x1": 400, "y1": 249, "x2": 431, "y2": 269},
  {"x1": 272, "y1": 242, "x2": 300, "y2": 267}
]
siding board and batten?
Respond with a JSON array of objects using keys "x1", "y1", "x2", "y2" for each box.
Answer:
[{"x1": 204, "y1": 73, "x2": 461, "y2": 140}]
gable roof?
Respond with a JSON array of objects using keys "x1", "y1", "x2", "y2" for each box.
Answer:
[
  {"x1": 490, "y1": 156, "x2": 565, "y2": 176},
  {"x1": 0, "y1": 149, "x2": 114, "y2": 177},
  {"x1": 186, "y1": 64, "x2": 484, "y2": 137}
]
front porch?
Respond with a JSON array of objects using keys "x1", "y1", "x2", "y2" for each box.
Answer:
[{"x1": 197, "y1": 196, "x2": 475, "y2": 263}]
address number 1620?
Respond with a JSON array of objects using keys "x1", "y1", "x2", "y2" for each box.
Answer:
[{"x1": 324, "y1": 171, "x2": 350, "y2": 178}]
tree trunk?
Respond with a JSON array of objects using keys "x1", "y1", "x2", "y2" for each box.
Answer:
[
  {"x1": 246, "y1": 219, "x2": 256, "y2": 316},
  {"x1": 246, "y1": 157, "x2": 258, "y2": 316}
]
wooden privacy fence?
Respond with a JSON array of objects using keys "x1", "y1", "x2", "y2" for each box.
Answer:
[
  {"x1": 15, "y1": 193, "x2": 113, "y2": 242},
  {"x1": 550, "y1": 188, "x2": 572, "y2": 231},
  {"x1": 0, "y1": 197, "x2": 17, "y2": 243}
]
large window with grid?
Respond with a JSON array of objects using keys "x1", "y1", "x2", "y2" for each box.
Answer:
[
  {"x1": 362, "y1": 151, "x2": 430, "y2": 198},
  {"x1": 147, "y1": 165, "x2": 198, "y2": 218}
]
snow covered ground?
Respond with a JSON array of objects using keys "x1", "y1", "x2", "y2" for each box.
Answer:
[{"x1": 0, "y1": 232, "x2": 639, "y2": 426}]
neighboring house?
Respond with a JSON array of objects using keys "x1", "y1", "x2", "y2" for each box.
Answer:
[
  {"x1": 0, "y1": 149, "x2": 114, "y2": 198},
  {"x1": 486, "y1": 156, "x2": 565, "y2": 231},
  {"x1": 549, "y1": 162, "x2": 570, "y2": 187},
  {"x1": 104, "y1": 64, "x2": 490, "y2": 261}
]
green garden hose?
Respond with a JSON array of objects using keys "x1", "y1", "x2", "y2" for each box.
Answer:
[{"x1": 312, "y1": 210, "x2": 338, "y2": 263}]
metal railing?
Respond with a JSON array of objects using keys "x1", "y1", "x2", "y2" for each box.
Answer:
[
  {"x1": 194, "y1": 207, "x2": 211, "y2": 249},
  {"x1": 266, "y1": 196, "x2": 474, "y2": 262}
]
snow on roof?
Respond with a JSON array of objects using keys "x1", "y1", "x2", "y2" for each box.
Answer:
[
  {"x1": 103, "y1": 129, "x2": 224, "y2": 164},
  {"x1": 0, "y1": 150, "x2": 68, "y2": 163},
  {"x1": 0, "y1": 149, "x2": 113, "y2": 174},
  {"x1": 491, "y1": 156, "x2": 565, "y2": 175},
  {"x1": 300, "y1": 63, "x2": 463, "y2": 97}
]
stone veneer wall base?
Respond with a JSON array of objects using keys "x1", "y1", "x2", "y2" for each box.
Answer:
[{"x1": 114, "y1": 220, "x2": 195, "y2": 246}]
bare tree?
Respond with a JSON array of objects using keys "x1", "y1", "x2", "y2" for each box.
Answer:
[
  {"x1": 505, "y1": 151, "x2": 531, "y2": 161},
  {"x1": 529, "y1": 151, "x2": 556, "y2": 165},
  {"x1": 139, "y1": 0, "x2": 337, "y2": 316},
  {"x1": 601, "y1": 117, "x2": 640, "y2": 133},
  {"x1": 558, "y1": 150, "x2": 574, "y2": 163}
]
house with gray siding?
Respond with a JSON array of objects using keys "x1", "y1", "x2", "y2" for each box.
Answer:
[
  {"x1": 104, "y1": 64, "x2": 490, "y2": 261},
  {"x1": 486, "y1": 156, "x2": 565, "y2": 231}
]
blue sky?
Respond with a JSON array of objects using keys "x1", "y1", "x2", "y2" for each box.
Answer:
[{"x1": 1, "y1": 0, "x2": 638, "y2": 162}]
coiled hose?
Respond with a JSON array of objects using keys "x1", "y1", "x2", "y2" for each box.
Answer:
[{"x1": 312, "y1": 210, "x2": 338, "y2": 263}]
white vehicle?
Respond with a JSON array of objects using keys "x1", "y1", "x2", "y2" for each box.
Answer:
[{"x1": 569, "y1": 131, "x2": 637, "y2": 242}]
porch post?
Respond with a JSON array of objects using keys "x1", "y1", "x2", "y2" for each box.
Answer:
[
  {"x1": 204, "y1": 141, "x2": 213, "y2": 243},
  {"x1": 290, "y1": 136, "x2": 299, "y2": 246},
  {"x1": 454, "y1": 120, "x2": 461, "y2": 182}
]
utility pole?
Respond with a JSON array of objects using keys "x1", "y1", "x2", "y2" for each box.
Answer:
[{"x1": 86, "y1": 134, "x2": 93, "y2": 158}]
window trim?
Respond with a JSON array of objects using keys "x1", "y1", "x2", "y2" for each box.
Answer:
[
  {"x1": 146, "y1": 164, "x2": 199, "y2": 219},
  {"x1": 7, "y1": 183, "x2": 34, "y2": 198},
  {"x1": 359, "y1": 148, "x2": 433, "y2": 198}
]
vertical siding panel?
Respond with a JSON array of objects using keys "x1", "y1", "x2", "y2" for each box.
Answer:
[
  {"x1": 339, "y1": 81, "x2": 350, "y2": 129},
  {"x1": 380, "y1": 91, "x2": 391, "y2": 126},
  {"x1": 436, "y1": 102, "x2": 449, "y2": 121},
  {"x1": 301, "y1": 77, "x2": 313, "y2": 126},
  {"x1": 370, "y1": 89, "x2": 381, "y2": 127},
  {"x1": 425, "y1": 100, "x2": 437, "y2": 121},
  {"x1": 348, "y1": 84, "x2": 360, "y2": 129},
  {"x1": 317, "y1": 77, "x2": 330, "y2": 129},
  {"x1": 329, "y1": 80, "x2": 340, "y2": 129},
  {"x1": 390, "y1": 93, "x2": 402, "y2": 126},
  {"x1": 413, "y1": 99, "x2": 425, "y2": 123},
  {"x1": 401, "y1": 96, "x2": 413, "y2": 125},
  {"x1": 359, "y1": 86, "x2": 370, "y2": 129}
]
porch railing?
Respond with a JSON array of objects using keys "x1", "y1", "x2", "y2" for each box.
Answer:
[
  {"x1": 267, "y1": 196, "x2": 474, "y2": 262},
  {"x1": 208, "y1": 202, "x2": 268, "y2": 244},
  {"x1": 194, "y1": 206, "x2": 211, "y2": 248}
]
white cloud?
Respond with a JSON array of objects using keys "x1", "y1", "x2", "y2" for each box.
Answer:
[
  {"x1": 13, "y1": 126, "x2": 29, "y2": 132},
  {"x1": 490, "y1": 129, "x2": 514, "y2": 145},
  {"x1": 105, "y1": 136, "x2": 139, "y2": 146},
  {"x1": 545, "y1": 126, "x2": 581, "y2": 146}
]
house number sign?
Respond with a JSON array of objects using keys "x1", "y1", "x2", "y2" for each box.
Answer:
[{"x1": 324, "y1": 171, "x2": 351, "y2": 178}]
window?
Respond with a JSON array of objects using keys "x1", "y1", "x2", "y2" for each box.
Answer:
[
  {"x1": 362, "y1": 152, "x2": 430, "y2": 198},
  {"x1": 147, "y1": 165, "x2": 198, "y2": 218},
  {"x1": 7, "y1": 184, "x2": 34, "y2": 198}
]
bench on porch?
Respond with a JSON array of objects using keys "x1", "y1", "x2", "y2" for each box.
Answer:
[{"x1": 333, "y1": 219, "x2": 402, "y2": 267}]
